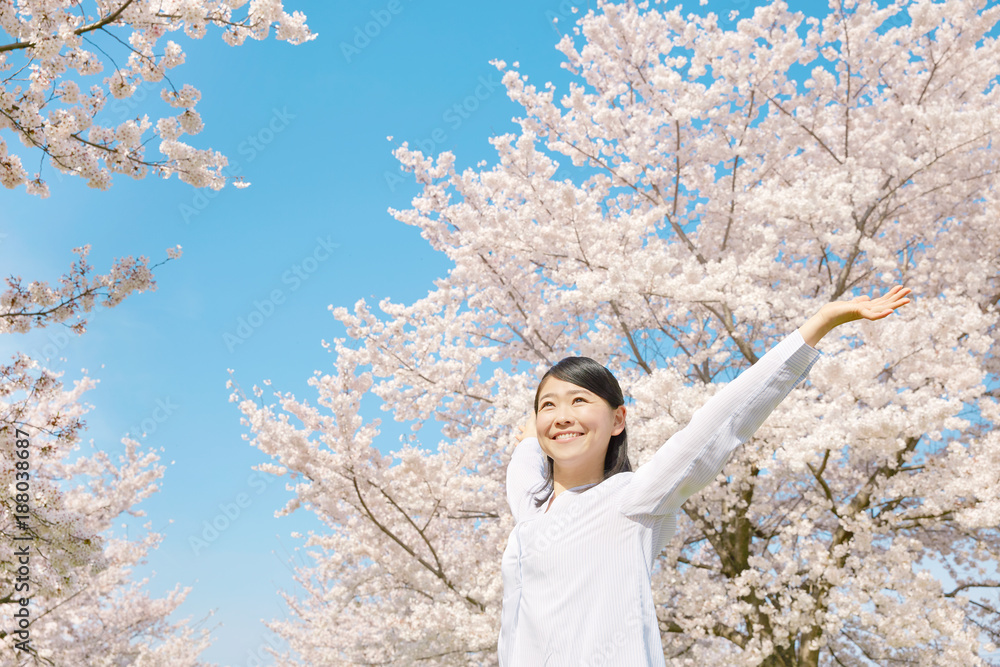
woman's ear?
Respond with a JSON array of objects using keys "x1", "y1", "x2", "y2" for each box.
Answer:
[{"x1": 612, "y1": 405, "x2": 626, "y2": 436}]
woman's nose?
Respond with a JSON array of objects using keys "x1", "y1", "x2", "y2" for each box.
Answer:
[{"x1": 553, "y1": 406, "x2": 574, "y2": 425}]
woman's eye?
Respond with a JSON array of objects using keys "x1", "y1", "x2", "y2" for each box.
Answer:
[{"x1": 540, "y1": 397, "x2": 585, "y2": 407}]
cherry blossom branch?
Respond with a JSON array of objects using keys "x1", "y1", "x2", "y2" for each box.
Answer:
[
  {"x1": 0, "y1": 0, "x2": 137, "y2": 53},
  {"x1": 349, "y1": 476, "x2": 486, "y2": 612}
]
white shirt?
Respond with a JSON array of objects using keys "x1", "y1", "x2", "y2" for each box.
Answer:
[{"x1": 498, "y1": 330, "x2": 821, "y2": 666}]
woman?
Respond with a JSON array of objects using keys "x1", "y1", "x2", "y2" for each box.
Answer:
[{"x1": 498, "y1": 286, "x2": 912, "y2": 666}]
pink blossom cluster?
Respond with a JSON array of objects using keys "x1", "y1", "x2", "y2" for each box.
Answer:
[
  {"x1": 0, "y1": 0, "x2": 314, "y2": 196},
  {"x1": 1, "y1": 249, "x2": 212, "y2": 663},
  {"x1": 0, "y1": 245, "x2": 176, "y2": 335}
]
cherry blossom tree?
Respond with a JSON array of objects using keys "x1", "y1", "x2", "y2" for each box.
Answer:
[
  {"x1": 0, "y1": 248, "x2": 219, "y2": 665},
  {"x1": 0, "y1": 0, "x2": 315, "y2": 196},
  {"x1": 233, "y1": 0, "x2": 1000, "y2": 664},
  {"x1": 1, "y1": 0, "x2": 314, "y2": 660}
]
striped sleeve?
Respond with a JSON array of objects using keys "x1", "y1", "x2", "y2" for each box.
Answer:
[
  {"x1": 618, "y1": 329, "x2": 821, "y2": 517},
  {"x1": 505, "y1": 436, "x2": 548, "y2": 523}
]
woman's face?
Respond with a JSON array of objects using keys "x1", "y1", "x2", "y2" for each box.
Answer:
[{"x1": 535, "y1": 376, "x2": 625, "y2": 470}]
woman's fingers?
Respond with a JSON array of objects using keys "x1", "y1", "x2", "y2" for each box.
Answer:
[
  {"x1": 880, "y1": 287, "x2": 912, "y2": 308},
  {"x1": 858, "y1": 286, "x2": 911, "y2": 320},
  {"x1": 516, "y1": 413, "x2": 537, "y2": 443}
]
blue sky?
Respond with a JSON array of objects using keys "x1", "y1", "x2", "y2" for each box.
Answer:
[{"x1": 4, "y1": 0, "x2": 995, "y2": 665}]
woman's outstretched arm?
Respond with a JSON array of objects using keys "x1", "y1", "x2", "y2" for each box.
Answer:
[
  {"x1": 798, "y1": 285, "x2": 912, "y2": 347},
  {"x1": 618, "y1": 285, "x2": 913, "y2": 517}
]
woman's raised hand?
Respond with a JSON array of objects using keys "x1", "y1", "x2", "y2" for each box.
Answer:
[
  {"x1": 798, "y1": 285, "x2": 913, "y2": 347},
  {"x1": 516, "y1": 412, "x2": 538, "y2": 444},
  {"x1": 839, "y1": 285, "x2": 913, "y2": 323}
]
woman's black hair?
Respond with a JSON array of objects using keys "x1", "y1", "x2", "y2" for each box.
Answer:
[{"x1": 528, "y1": 356, "x2": 631, "y2": 508}]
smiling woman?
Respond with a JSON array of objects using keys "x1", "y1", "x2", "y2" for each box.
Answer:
[
  {"x1": 498, "y1": 287, "x2": 912, "y2": 666},
  {"x1": 528, "y1": 357, "x2": 630, "y2": 511}
]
